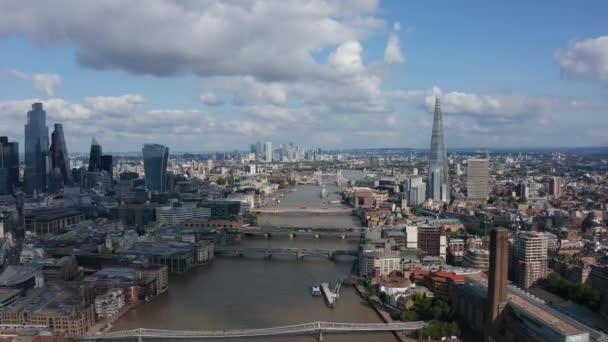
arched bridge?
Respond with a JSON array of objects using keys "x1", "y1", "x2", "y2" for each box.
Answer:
[
  {"x1": 214, "y1": 247, "x2": 358, "y2": 259},
  {"x1": 76, "y1": 321, "x2": 428, "y2": 341}
]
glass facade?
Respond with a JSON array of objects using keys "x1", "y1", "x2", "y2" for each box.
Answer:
[
  {"x1": 49, "y1": 124, "x2": 72, "y2": 187},
  {"x1": 142, "y1": 144, "x2": 169, "y2": 193},
  {"x1": 0, "y1": 136, "x2": 19, "y2": 194},
  {"x1": 24, "y1": 103, "x2": 49, "y2": 194},
  {"x1": 427, "y1": 97, "x2": 449, "y2": 202},
  {"x1": 88, "y1": 137, "x2": 102, "y2": 172}
]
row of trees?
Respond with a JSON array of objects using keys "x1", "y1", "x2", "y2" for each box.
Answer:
[
  {"x1": 397, "y1": 294, "x2": 461, "y2": 339},
  {"x1": 541, "y1": 273, "x2": 601, "y2": 311}
]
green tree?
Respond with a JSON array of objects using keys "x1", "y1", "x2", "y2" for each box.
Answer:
[
  {"x1": 419, "y1": 322, "x2": 461, "y2": 340},
  {"x1": 400, "y1": 309, "x2": 417, "y2": 322}
]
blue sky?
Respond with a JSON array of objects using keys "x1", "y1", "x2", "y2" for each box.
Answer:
[{"x1": 0, "y1": 0, "x2": 607, "y2": 152}]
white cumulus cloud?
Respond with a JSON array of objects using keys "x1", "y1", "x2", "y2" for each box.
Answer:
[{"x1": 555, "y1": 36, "x2": 608, "y2": 82}]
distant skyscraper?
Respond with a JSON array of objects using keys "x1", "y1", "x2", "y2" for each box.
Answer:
[
  {"x1": 100, "y1": 155, "x2": 113, "y2": 174},
  {"x1": 24, "y1": 103, "x2": 49, "y2": 194},
  {"x1": 427, "y1": 97, "x2": 449, "y2": 202},
  {"x1": 88, "y1": 137, "x2": 102, "y2": 172},
  {"x1": 143, "y1": 144, "x2": 169, "y2": 192},
  {"x1": 49, "y1": 124, "x2": 72, "y2": 187},
  {"x1": 549, "y1": 176, "x2": 563, "y2": 197},
  {"x1": 264, "y1": 141, "x2": 272, "y2": 163},
  {"x1": 0, "y1": 137, "x2": 19, "y2": 194},
  {"x1": 467, "y1": 157, "x2": 489, "y2": 202}
]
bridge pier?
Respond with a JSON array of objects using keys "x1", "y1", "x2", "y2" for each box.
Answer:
[
  {"x1": 340, "y1": 233, "x2": 346, "y2": 239},
  {"x1": 318, "y1": 330, "x2": 323, "y2": 341},
  {"x1": 264, "y1": 251, "x2": 272, "y2": 259},
  {"x1": 296, "y1": 250, "x2": 303, "y2": 260},
  {"x1": 314, "y1": 233, "x2": 320, "y2": 239},
  {"x1": 289, "y1": 233, "x2": 295, "y2": 239}
]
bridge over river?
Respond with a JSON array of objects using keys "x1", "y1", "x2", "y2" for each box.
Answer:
[
  {"x1": 214, "y1": 246, "x2": 358, "y2": 259},
  {"x1": 252, "y1": 207, "x2": 353, "y2": 214},
  {"x1": 76, "y1": 321, "x2": 428, "y2": 341}
]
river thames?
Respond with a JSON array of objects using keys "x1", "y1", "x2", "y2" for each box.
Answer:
[{"x1": 112, "y1": 184, "x2": 395, "y2": 341}]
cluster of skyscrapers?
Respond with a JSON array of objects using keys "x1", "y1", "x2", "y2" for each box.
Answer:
[
  {"x1": 0, "y1": 102, "x2": 173, "y2": 196},
  {"x1": 22, "y1": 103, "x2": 74, "y2": 195}
]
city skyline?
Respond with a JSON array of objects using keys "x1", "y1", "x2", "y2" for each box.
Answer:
[{"x1": 0, "y1": 1, "x2": 607, "y2": 152}]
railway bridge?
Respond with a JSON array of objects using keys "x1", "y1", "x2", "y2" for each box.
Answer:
[{"x1": 214, "y1": 246, "x2": 358, "y2": 259}]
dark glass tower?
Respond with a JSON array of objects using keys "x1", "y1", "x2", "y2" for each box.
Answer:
[
  {"x1": 49, "y1": 124, "x2": 72, "y2": 187},
  {"x1": 142, "y1": 144, "x2": 169, "y2": 193},
  {"x1": 427, "y1": 96, "x2": 449, "y2": 202},
  {"x1": 100, "y1": 155, "x2": 113, "y2": 174},
  {"x1": 0, "y1": 137, "x2": 19, "y2": 194},
  {"x1": 88, "y1": 137, "x2": 102, "y2": 172},
  {"x1": 24, "y1": 103, "x2": 49, "y2": 194}
]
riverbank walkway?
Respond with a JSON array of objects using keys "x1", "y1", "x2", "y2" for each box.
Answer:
[{"x1": 75, "y1": 321, "x2": 428, "y2": 341}]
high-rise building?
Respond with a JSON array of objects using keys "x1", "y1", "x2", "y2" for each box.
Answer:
[
  {"x1": 88, "y1": 137, "x2": 102, "y2": 172},
  {"x1": 467, "y1": 158, "x2": 489, "y2": 202},
  {"x1": 549, "y1": 176, "x2": 563, "y2": 197},
  {"x1": 0, "y1": 137, "x2": 19, "y2": 194},
  {"x1": 100, "y1": 155, "x2": 113, "y2": 174},
  {"x1": 427, "y1": 97, "x2": 449, "y2": 202},
  {"x1": 24, "y1": 103, "x2": 49, "y2": 194},
  {"x1": 264, "y1": 141, "x2": 272, "y2": 162},
  {"x1": 143, "y1": 144, "x2": 169, "y2": 193},
  {"x1": 486, "y1": 228, "x2": 509, "y2": 324},
  {"x1": 49, "y1": 124, "x2": 72, "y2": 187},
  {"x1": 515, "y1": 231, "x2": 548, "y2": 289}
]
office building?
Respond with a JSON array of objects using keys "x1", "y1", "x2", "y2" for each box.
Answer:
[
  {"x1": 24, "y1": 102, "x2": 49, "y2": 194},
  {"x1": 417, "y1": 226, "x2": 447, "y2": 259},
  {"x1": 24, "y1": 208, "x2": 84, "y2": 235},
  {"x1": 549, "y1": 176, "x2": 564, "y2": 197},
  {"x1": 427, "y1": 97, "x2": 449, "y2": 202},
  {"x1": 158, "y1": 203, "x2": 211, "y2": 226},
  {"x1": 359, "y1": 251, "x2": 401, "y2": 278},
  {"x1": 406, "y1": 177, "x2": 426, "y2": 206},
  {"x1": 462, "y1": 248, "x2": 490, "y2": 270},
  {"x1": 0, "y1": 137, "x2": 19, "y2": 194},
  {"x1": 142, "y1": 144, "x2": 169, "y2": 192},
  {"x1": 515, "y1": 231, "x2": 548, "y2": 289},
  {"x1": 88, "y1": 137, "x2": 102, "y2": 172},
  {"x1": 94, "y1": 288, "x2": 125, "y2": 320},
  {"x1": 0, "y1": 283, "x2": 96, "y2": 337},
  {"x1": 264, "y1": 141, "x2": 272, "y2": 162},
  {"x1": 467, "y1": 158, "x2": 489, "y2": 202},
  {"x1": 49, "y1": 124, "x2": 72, "y2": 188}
]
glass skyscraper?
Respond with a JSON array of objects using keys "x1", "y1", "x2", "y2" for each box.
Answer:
[
  {"x1": 427, "y1": 97, "x2": 449, "y2": 202},
  {"x1": 49, "y1": 124, "x2": 72, "y2": 187},
  {"x1": 0, "y1": 136, "x2": 19, "y2": 194},
  {"x1": 88, "y1": 137, "x2": 102, "y2": 172},
  {"x1": 143, "y1": 144, "x2": 169, "y2": 193},
  {"x1": 24, "y1": 102, "x2": 49, "y2": 194}
]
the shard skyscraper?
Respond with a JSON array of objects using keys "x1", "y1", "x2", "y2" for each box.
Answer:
[{"x1": 427, "y1": 96, "x2": 449, "y2": 202}]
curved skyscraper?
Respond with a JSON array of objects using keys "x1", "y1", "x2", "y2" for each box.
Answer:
[
  {"x1": 427, "y1": 97, "x2": 449, "y2": 202},
  {"x1": 24, "y1": 103, "x2": 49, "y2": 194},
  {"x1": 143, "y1": 144, "x2": 169, "y2": 193}
]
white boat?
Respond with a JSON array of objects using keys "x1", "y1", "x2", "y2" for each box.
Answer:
[{"x1": 311, "y1": 285, "x2": 321, "y2": 296}]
